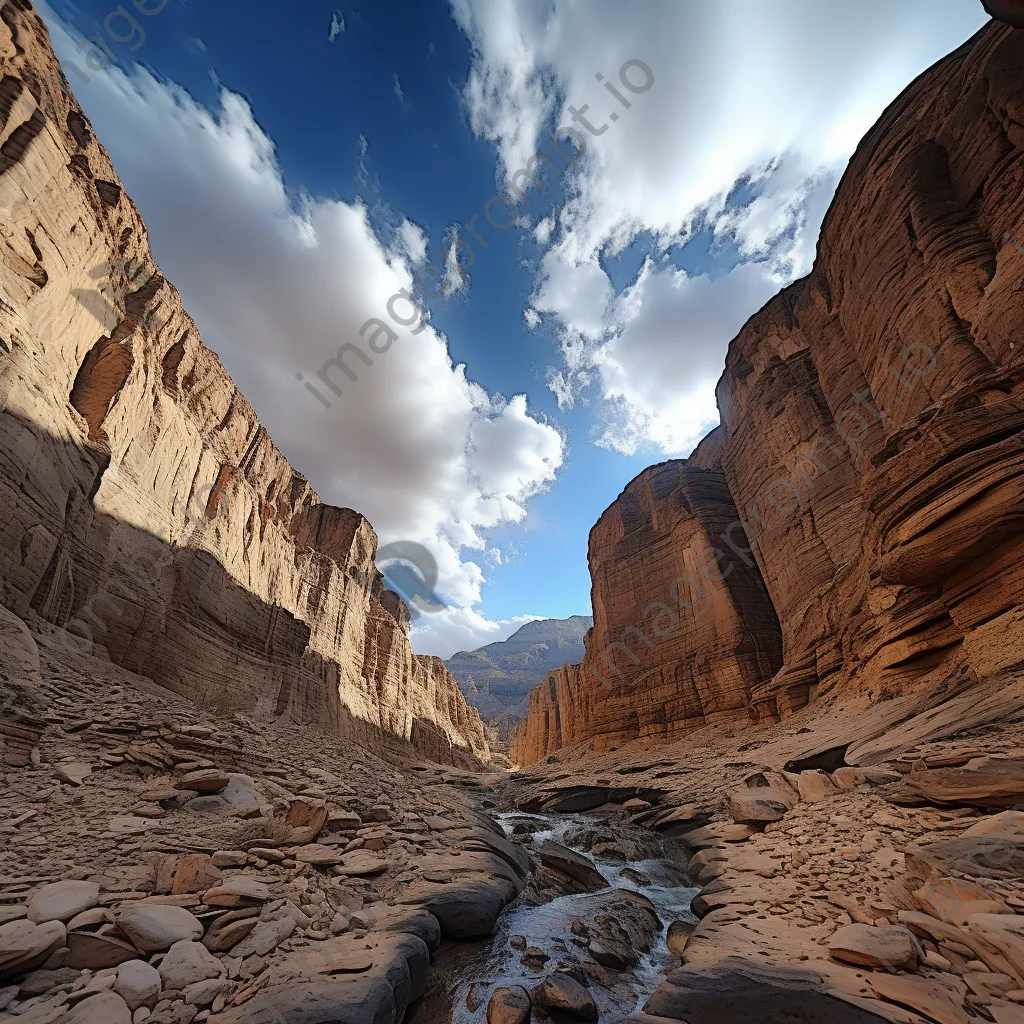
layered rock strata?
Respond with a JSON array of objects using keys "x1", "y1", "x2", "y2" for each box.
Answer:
[
  {"x1": 513, "y1": 8, "x2": 1024, "y2": 764},
  {"x1": 0, "y1": 4, "x2": 486, "y2": 765}
]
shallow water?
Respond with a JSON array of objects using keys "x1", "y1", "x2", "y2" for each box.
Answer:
[{"x1": 444, "y1": 811, "x2": 700, "y2": 1022}]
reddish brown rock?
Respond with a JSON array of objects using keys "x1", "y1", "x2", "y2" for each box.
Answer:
[{"x1": 513, "y1": 11, "x2": 1024, "y2": 765}]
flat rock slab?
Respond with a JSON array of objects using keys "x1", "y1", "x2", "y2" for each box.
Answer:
[
  {"x1": 208, "y1": 977, "x2": 395, "y2": 1024},
  {"x1": 332, "y1": 852, "x2": 389, "y2": 877},
  {"x1": 906, "y1": 836, "x2": 1024, "y2": 882},
  {"x1": 177, "y1": 769, "x2": 229, "y2": 794},
  {"x1": 641, "y1": 957, "x2": 894, "y2": 1023},
  {"x1": 888, "y1": 757, "x2": 1024, "y2": 809}
]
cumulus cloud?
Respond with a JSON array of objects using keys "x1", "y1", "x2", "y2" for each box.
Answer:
[
  {"x1": 451, "y1": 0, "x2": 988, "y2": 454},
  {"x1": 37, "y1": 5, "x2": 563, "y2": 652},
  {"x1": 329, "y1": 10, "x2": 346, "y2": 42}
]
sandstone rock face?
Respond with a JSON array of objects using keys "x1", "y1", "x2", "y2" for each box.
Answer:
[
  {"x1": 513, "y1": 457, "x2": 784, "y2": 762},
  {"x1": 0, "y1": 6, "x2": 485, "y2": 766},
  {"x1": 513, "y1": 12, "x2": 1024, "y2": 764}
]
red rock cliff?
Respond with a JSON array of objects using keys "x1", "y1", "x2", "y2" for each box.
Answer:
[
  {"x1": 0, "y1": 3, "x2": 487, "y2": 766},
  {"x1": 512, "y1": 9, "x2": 1024, "y2": 765}
]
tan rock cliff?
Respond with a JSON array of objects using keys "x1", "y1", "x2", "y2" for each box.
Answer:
[
  {"x1": 0, "y1": 2, "x2": 487, "y2": 766},
  {"x1": 513, "y1": 10, "x2": 1024, "y2": 765}
]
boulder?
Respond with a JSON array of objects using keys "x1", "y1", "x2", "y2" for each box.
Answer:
[
  {"x1": 116, "y1": 905, "x2": 203, "y2": 953},
  {"x1": 667, "y1": 920, "x2": 696, "y2": 957},
  {"x1": 642, "y1": 957, "x2": 896, "y2": 1022},
  {"x1": 208, "y1": 978, "x2": 395, "y2": 1024},
  {"x1": 203, "y1": 876, "x2": 273, "y2": 907},
  {"x1": 114, "y1": 959, "x2": 161, "y2": 1010},
  {"x1": 27, "y1": 882, "x2": 100, "y2": 924},
  {"x1": 726, "y1": 773, "x2": 798, "y2": 825},
  {"x1": 158, "y1": 939, "x2": 225, "y2": 991},
  {"x1": 796, "y1": 770, "x2": 839, "y2": 803},
  {"x1": 65, "y1": 932, "x2": 139, "y2": 970},
  {"x1": 539, "y1": 841, "x2": 607, "y2": 892},
  {"x1": 64, "y1": 992, "x2": 132, "y2": 1024},
  {"x1": 294, "y1": 844, "x2": 343, "y2": 866},
  {"x1": 398, "y1": 879, "x2": 510, "y2": 939},
  {"x1": 531, "y1": 973, "x2": 599, "y2": 1021},
  {"x1": 486, "y1": 985, "x2": 531, "y2": 1024},
  {"x1": 0, "y1": 920, "x2": 67, "y2": 980},
  {"x1": 828, "y1": 924, "x2": 918, "y2": 970}
]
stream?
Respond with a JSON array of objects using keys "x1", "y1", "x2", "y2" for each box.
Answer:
[{"x1": 418, "y1": 811, "x2": 700, "y2": 1022}]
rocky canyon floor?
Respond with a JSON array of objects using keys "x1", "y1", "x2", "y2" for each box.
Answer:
[{"x1": 4, "y1": 627, "x2": 1024, "y2": 1023}]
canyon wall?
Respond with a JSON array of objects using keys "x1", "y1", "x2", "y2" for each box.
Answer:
[
  {"x1": 512, "y1": 9, "x2": 1024, "y2": 765},
  {"x1": 0, "y1": 2, "x2": 487, "y2": 766}
]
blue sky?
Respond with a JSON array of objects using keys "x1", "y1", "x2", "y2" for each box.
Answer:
[{"x1": 37, "y1": 0, "x2": 988, "y2": 656}]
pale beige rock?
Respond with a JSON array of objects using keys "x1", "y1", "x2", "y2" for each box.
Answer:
[
  {"x1": 157, "y1": 940, "x2": 224, "y2": 992},
  {"x1": 203, "y1": 877, "x2": 272, "y2": 907},
  {"x1": 113, "y1": 960, "x2": 161, "y2": 1011},
  {"x1": 0, "y1": 920, "x2": 66, "y2": 980},
  {"x1": 27, "y1": 882, "x2": 99, "y2": 924},
  {"x1": 64, "y1": 992, "x2": 132, "y2": 1024},
  {"x1": 116, "y1": 905, "x2": 203, "y2": 953},
  {"x1": 828, "y1": 924, "x2": 918, "y2": 970},
  {"x1": 797, "y1": 770, "x2": 839, "y2": 803}
]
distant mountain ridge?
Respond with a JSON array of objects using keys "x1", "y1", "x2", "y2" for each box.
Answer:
[{"x1": 445, "y1": 616, "x2": 593, "y2": 721}]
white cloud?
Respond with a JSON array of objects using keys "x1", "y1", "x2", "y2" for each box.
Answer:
[
  {"x1": 534, "y1": 215, "x2": 554, "y2": 246},
  {"x1": 393, "y1": 74, "x2": 408, "y2": 108},
  {"x1": 411, "y1": 607, "x2": 540, "y2": 659},
  {"x1": 523, "y1": 307, "x2": 541, "y2": 330},
  {"x1": 329, "y1": 10, "x2": 346, "y2": 41},
  {"x1": 451, "y1": 0, "x2": 988, "y2": 455},
  {"x1": 37, "y1": 6, "x2": 564, "y2": 651},
  {"x1": 593, "y1": 260, "x2": 780, "y2": 454},
  {"x1": 394, "y1": 219, "x2": 428, "y2": 266}
]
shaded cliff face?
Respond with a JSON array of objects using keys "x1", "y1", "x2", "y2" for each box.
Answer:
[
  {"x1": 0, "y1": 4, "x2": 487, "y2": 766},
  {"x1": 445, "y1": 615, "x2": 592, "y2": 720},
  {"x1": 512, "y1": 11, "x2": 1024, "y2": 765}
]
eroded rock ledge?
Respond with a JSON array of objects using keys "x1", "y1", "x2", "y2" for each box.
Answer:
[
  {"x1": 0, "y1": 3, "x2": 486, "y2": 766},
  {"x1": 513, "y1": 6, "x2": 1024, "y2": 765}
]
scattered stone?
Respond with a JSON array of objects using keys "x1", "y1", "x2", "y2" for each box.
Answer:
[
  {"x1": 175, "y1": 769, "x2": 229, "y2": 795},
  {"x1": 113, "y1": 959, "x2": 161, "y2": 1011},
  {"x1": 0, "y1": 919, "x2": 67, "y2": 980},
  {"x1": 116, "y1": 905, "x2": 203, "y2": 953},
  {"x1": 55, "y1": 762, "x2": 93, "y2": 787},
  {"x1": 486, "y1": 984, "x2": 531, "y2": 1024},
  {"x1": 27, "y1": 881, "x2": 100, "y2": 924},
  {"x1": 157, "y1": 940, "x2": 225, "y2": 991},
  {"x1": 531, "y1": 973, "x2": 598, "y2": 1021},
  {"x1": 64, "y1": 991, "x2": 132, "y2": 1024},
  {"x1": 828, "y1": 923, "x2": 919, "y2": 970}
]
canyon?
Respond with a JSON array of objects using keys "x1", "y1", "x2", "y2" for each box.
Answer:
[
  {"x1": 511, "y1": 1, "x2": 1024, "y2": 767},
  {"x1": 1, "y1": 1, "x2": 1024, "y2": 1023}
]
